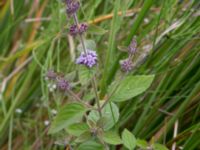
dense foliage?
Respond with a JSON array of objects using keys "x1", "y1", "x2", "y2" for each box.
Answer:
[{"x1": 0, "y1": 0, "x2": 200, "y2": 149}]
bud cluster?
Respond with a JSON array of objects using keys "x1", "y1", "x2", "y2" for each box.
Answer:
[
  {"x1": 120, "y1": 59, "x2": 133, "y2": 72},
  {"x1": 65, "y1": 0, "x2": 88, "y2": 36},
  {"x1": 128, "y1": 38, "x2": 137, "y2": 55},
  {"x1": 120, "y1": 38, "x2": 137, "y2": 73},
  {"x1": 46, "y1": 70, "x2": 70, "y2": 92},
  {"x1": 65, "y1": 0, "x2": 97, "y2": 68},
  {"x1": 69, "y1": 23, "x2": 88, "y2": 36},
  {"x1": 66, "y1": 0, "x2": 80, "y2": 17}
]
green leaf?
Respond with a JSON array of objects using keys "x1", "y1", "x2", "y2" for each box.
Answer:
[
  {"x1": 65, "y1": 123, "x2": 89, "y2": 136},
  {"x1": 83, "y1": 90, "x2": 95, "y2": 101},
  {"x1": 77, "y1": 140, "x2": 104, "y2": 150},
  {"x1": 48, "y1": 103, "x2": 87, "y2": 134},
  {"x1": 153, "y1": 143, "x2": 169, "y2": 150},
  {"x1": 109, "y1": 75, "x2": 155, "y2": 102},
  {"x1": 75, "y1": 131, "x2": 92, "y2": 143},
  {"x1": 77, "y1": 39, "x2": 96, "y2": 52},
  {"x1": 97, "y1": 117, "x2": 109, "y2": 129},
  {"x1": 87, "y1": 24, "x2": 108, "y2": 35},
  {"x1": 102, "y1": 131, "x2": 122, "y2": 145},
  {"x1": 136, "y1": 139, "x2": 148, "y2": 149},
  {"x1": 78, "y1": 66, "x2": 96, "y2": 85},
  {"x1": 122, "y1": 129, "x2": 136, "y2": 150},
  {"x1": 88, "y1": 102, "x2": 119, "y2": 130}
]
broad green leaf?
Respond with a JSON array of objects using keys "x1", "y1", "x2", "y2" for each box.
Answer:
[
  {"x1": 87, "y1": 24, "x2": 108, "y2": 35},
  {"x1": 78, "y1": 66, "x2": 96, "y2": 85},
  {"x1": 109, "y1": 75, "x2": 155, "y2": 102},
  {"x1": 77, "y1": 39, "x2": 96, "y2": 52},
  {"x1": 88, "y1": 102, "x2": 119, "y2": 130},
  {"x1": 97, "y1": 117, "x2": 109, "y2": 129},
  {"x1": 122, "y1": 129, "x2": 136, "y2": 150},
  {"x1": 65, "y1": 123, "x2": 89, "y2": 136},
  {"x1": 87, "y1": 120, "x2": 96, "y2": 128},
  {"x1": 48, "y1": 103, "x2": 87, "y2": 134},
  {"x1": 77, "y1": 140, "x2": 104, "y2": 150},
  {"x1": 153, "y1": 143, "x2": 169, "y2": 150},
  {"x1": 83, "y1": 90, "x2": 95, "y2": 101},
  {"x1": 136, "y1": 139, "x2": 148, "y2": 149},
  {"x1": 102, "y1": 131, "x2": 122, "y2": 145},
  {"x1": 75, "y1": 131, "x2": 92, "y2": 143}
]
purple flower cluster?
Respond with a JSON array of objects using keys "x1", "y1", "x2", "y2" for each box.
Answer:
[
  {"x1": 79, "y1": 23, "x2": 88, "y2": 34},
  {"x1": 46, "y1": 70, "x2": 70, "y2": 92},
  {"x1": 120, "y1": 38, "x2": 137, "y2": 72},
  {"x1": 64, "y1": 0, "x2": 97, "y2": 68},
  {"x1": 65, "y1": 0, "x2": 73, "y2": 5},
  {"x1": 120, "y1": 59, "x2": 133, "y2": 72},
  {"x1": 57, "y1": 78, "x2": 70, "y2": 91},
  {"x1": 128, "y1": 38, "x2": 137, "y2": 55},
  {"x1": 66, "y1": 0, "x2": 80, "y2": 16},
  {"x1": 69, "y1": 23, "x2": 88, "y2": 36},
  {"x1": 76, "y1": 50, "x2": 97, "y2": 68},
  {"x1": 46, "y1": 70, "x2": 57, "y2": 80}
]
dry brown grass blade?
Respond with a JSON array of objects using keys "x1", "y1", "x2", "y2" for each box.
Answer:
[{"x1": 88, "y1": 8, "x2": 160, "y2": 25}]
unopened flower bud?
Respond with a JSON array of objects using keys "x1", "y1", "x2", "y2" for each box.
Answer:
[
  {"x1": 66, "y1": 1, "x2": 80, "y2": 16},
  {"x1": 57, "y1": 78, "x2": 70, "y2": 91},
  {"x1": 120, "y1": 58, "x2": 133, "y2": 72},
  {"x1": 46, "y1": 70, "x2": 57, "y2": 80},
  {"x1": 128, "y1": 38, "x2": 137, "y2": 55},
  {"x1": 69, "y1": 23, "x2": 88, "y2": 36},
  {"x1": 65, "y1": 0, "x2": 73, "y2": 5},
  {"x1": 69, "y1": 25, "x2": 79, "y2": 36},
  {"x1": 79, "y1": 23, "x2": 88, "y2": 34}
]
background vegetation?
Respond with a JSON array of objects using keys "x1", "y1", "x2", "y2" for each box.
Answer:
[{"x1": 0, "y1": 0, "x2": 200, "y2": 149}]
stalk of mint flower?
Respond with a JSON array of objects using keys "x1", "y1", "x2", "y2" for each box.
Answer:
[
  {"x1": 45, "y1": 70, "x2": 93, "y2": 109},
  {"x1": 72, "y1": 15, "x2": 102, "y2": 116},
  {"x1": 120, "y1": 38, "x2": 137, "y2": 73},
  {"x1": 72, "y1": 14, "x2": 88, "y2": 54},
  {"x1": 65, "y1": 0, "x2": 102, "y2": 117},
  {"x1": 100, "y1": 38, "x2": 138, "y2": 109}
]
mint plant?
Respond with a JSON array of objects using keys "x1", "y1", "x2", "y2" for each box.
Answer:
[
  {"x1": 0, "y1": 0, "x2": 199, "y2": 149},
  {"x1": 45, "y1": 0, "x2": 159, "y2": 149}
]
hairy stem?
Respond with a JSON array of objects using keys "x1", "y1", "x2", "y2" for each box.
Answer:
[
  {"x1": 73, "y1": 14, "x2": 87, "y2": 54},
  {"x1": 72, "y1": 13, "x2": 102, "y2": 117},
  {"x1": 100, "y1": 74, "x2": 124, "y2": 110},
  {"x1": 91, "y1": 76, "x2": 102, "y2": 117},
  {"x1": 67, "y1": 89, "x2": 93, "y2": 109}
]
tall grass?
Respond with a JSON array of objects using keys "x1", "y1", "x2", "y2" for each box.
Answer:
[{"x1": 0, "y1": 0, "x2": 200, "y2": 149}]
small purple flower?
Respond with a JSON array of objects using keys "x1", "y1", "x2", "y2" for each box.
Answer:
[
  {"x1": 79, "y1": 23, "x2": 88, "y2": 34},
  {"x1": 69, "y1": 25, "x2": 79, "y2": 36},
  {"x1": 57, "y1": 78, "x2": 70, "y2": 91},
  {"x1": 128, "y1": 38, "x2": 137, "y2": 55},
  {"x1": 76, "y1": 50, "x2": 98, "y2": 68},
  {"x1": 120, "y1": 58, "x2": 133, "y2": 72},
  {"x1": 69, "y1": 23, "x2": 88, "y2": 36},
  {"x1": 65, "y1": 0, "x2": 73, "y2": 5},
  {"x1": 46, "y1": 70, "x2": 57, "y2": 80},
  {"x1": 66, "y1": 1, "x2": 80, "y2": 16}
]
